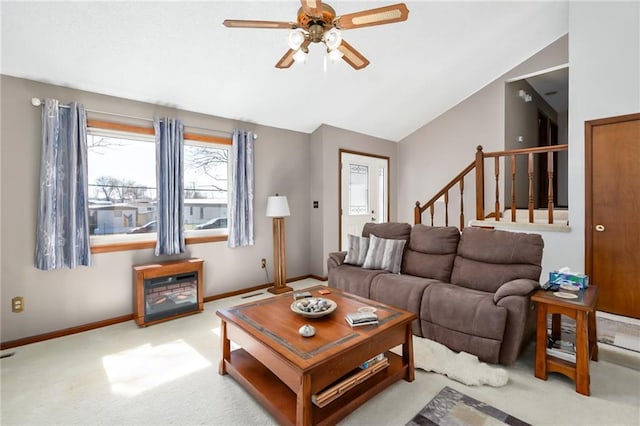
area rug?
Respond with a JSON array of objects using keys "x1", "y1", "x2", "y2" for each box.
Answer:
[{"x1": 406, "y1": 386, "x2": 530, "y2": 426}]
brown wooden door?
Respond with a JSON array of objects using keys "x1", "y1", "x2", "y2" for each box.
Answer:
[{"x1": 586, "y1": 113, "x2": 640, "y2": 318}]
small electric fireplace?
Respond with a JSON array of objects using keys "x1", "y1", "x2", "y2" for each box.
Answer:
[{"x1": 133, "y1": 258, "x2": 204, "y2": 327}]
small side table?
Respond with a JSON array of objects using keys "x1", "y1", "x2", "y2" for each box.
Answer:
[{"x1": 532, "y1": 285, "x2": 600, "y2": 396}]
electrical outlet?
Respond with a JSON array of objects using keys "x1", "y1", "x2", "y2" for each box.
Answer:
[
  {"x1": 12, "y1": 296, "x2": 24, "y2": 313},
  {"x1": 261, "y1": 258, "x2": 266, "y2": 269}
]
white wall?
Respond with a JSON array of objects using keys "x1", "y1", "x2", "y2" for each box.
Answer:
[
  {"x1": 0, "y1": 76, "x2": 310, "y2": 342},
  {"x1": 567, "y1": 1, "x2": 640, "y2": 272}
]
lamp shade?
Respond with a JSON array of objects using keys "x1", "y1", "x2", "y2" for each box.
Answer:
[{"x1": 266, "y1": 195, "x2": 290, "y2": 218}]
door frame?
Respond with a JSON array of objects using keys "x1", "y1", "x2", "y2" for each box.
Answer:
[
  {"x1": 584, "y1": 112, "x2": 640, "y2": 280},
  {"x1": 338, "y1": 149, "x2": 390, "y2": 251}
]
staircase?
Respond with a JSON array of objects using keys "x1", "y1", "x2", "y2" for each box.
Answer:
[{"x1": 414, "y1": 144, "x2": 569, "y2": 230}]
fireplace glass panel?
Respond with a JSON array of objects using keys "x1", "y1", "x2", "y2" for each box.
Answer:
[{"x1": 144, "y1": 272, "x2": 198, "y2": 323}]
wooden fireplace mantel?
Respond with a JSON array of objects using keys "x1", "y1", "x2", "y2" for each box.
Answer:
[{"x1": 133, "y1": 258, "x2": 204, "y2": 327}]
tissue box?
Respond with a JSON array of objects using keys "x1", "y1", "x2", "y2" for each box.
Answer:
[{"x1": 549, "y1": 271, "x2": 589, "y2": 289}]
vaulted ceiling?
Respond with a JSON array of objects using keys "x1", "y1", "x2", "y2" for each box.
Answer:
[{"x1": 1, "y1": 1, "x2": 568, "y2": 141}]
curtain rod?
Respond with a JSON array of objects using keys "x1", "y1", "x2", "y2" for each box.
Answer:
[{"x1": 30, "y1": 97, "x2": 258, "y2": 139}]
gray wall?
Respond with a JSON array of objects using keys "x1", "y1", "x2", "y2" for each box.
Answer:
[
  {"x1": 3, "y1": 2, "x2": 639, "y2": 344},
  {"x1": 399, "y1": 1, "x2": 639, "y2": 281},
  {"x1": 398, "y1": 35, "x2": 569, "y2": 232},
  {"x1": 504, "y1": 78, "x2": 560, "y2": 208},
  {"x1": 310, "y1": 124, "x2": 398, "y2": 277},
  {"x1": 0, "y1": 76, "x2": 311, "y2": 342}
]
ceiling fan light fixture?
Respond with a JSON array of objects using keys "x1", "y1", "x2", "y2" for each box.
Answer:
[
  {"x1": 328, "y1": 48, "x2": 344, "y2": 63},
  {"x1": 323, "y1": 27, "x2": 342, "y2": 50},
  {"x1": 292, "y1": 48, "x2": 308, "y2": 64},
  {"x1": 288, "y1": 28, "x2": 306, "y2": 50}
]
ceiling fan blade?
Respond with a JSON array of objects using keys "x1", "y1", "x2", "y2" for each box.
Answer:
[
  {"x1": 223, "y1": 20, "x2": 295, "y2": 29},
  {"x1": 275, "y1": 49, "x2": 296, "y2": 69},
  {"x1": 335, "y1": 3, "x2": 409, "y2": 30},
  {"x1": 300, "y1": 0, "x2": 324, "y2": 18},
  {"x1": 276, "y1": 39, "x2": 311, "y2": 69},
  {"x1": 337, "y1": 39, "x2": 370, "y2": 70}
]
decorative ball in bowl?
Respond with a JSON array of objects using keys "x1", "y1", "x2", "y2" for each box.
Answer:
[{"x1": 290, "y1": 297, "x2": 337, "y2": 318}]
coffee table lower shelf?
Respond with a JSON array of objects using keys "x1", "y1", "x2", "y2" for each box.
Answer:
[{"x1": 224, "y1": 348, "x2": 406, "y2": 426}]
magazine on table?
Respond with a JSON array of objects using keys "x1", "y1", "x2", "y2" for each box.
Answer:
[{"x1": 345, "y1": 311, "x2": 378, "y2": 327}]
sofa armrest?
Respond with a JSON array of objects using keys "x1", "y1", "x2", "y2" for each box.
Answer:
[
  {"x1": 493, "y1": 279, "x2": 540, "y2": 303},
  {"x1": 328, "y1": 251, "x2": 347, "y2": 271}
]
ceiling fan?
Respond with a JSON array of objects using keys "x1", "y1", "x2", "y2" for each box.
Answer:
[{"x1": 223, "y1": 1, "x2": 409, "y2": 70}]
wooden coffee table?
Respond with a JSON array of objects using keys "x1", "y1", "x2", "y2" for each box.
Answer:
[{"x1": 217, "y1": 285, "x2": 416, "y2": 426}]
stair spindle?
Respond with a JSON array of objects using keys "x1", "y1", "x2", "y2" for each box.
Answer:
[
  {"x1": 511, "y1": 154, "x2": 516, "y2": 222},
  {"x1": 528, "y1": 152, "x2": 534, "y2": 223},
  {"x1": 494, "y1": 157, "x2": 500, "y2": 221},
  {"x1": 547, "y1": 151, "x2": 554, "y2": 224},
  {"x1": 444, "y1": 191, "x2": 449, "y2": 226},
  {"x1": 459, "y1": 178, "x2": 465, "y2": 230}
]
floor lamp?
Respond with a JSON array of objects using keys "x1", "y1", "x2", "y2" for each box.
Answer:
[{"x1": 266, "y1": 194, "x2": 292, "y2": 294}]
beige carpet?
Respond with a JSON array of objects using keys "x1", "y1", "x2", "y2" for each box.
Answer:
[{"x1": 2, "y1": 279, "x2": 640, "y2": 425}]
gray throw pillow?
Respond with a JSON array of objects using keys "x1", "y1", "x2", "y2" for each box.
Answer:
[
  {"x1": 344, "y1": 234, "x2": 369, "y2": 266},
  {"x1": 362, "y1": 234, "x2": 406, "y2": 274}
]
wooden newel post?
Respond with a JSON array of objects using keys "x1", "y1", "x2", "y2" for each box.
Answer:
[
  {"x1": 414, "y1": 201, "x2": 422, "y2": 224},
  {"x1": 475, "y1": 145, "x2": 485, "y2": 220}
]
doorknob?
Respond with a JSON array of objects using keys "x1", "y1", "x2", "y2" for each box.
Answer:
[
  {"x1": 595, "y1": 224, "x2": 605, "y2": 232},
  {"x1": 372, "y1": 217, "x2": 376, "y2": 222}
]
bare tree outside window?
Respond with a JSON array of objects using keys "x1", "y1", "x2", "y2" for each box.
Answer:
[{"x1": 87, "y1": 132, "x2": 229, "y2": 237}]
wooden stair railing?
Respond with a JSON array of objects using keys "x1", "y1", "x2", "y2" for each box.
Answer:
[
  {"x1": 414, "y1": 161, "x2": 475, "y2": 229},
  {"x1": 415, "y1": 144, "x2": 569, "y2": 228}
]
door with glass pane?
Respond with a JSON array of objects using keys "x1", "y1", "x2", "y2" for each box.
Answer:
[{"x1": 340, "y1": 151, "x2": 389, "y2": 250}]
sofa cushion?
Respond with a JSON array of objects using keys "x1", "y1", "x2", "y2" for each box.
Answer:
[
  {"x1": 362, "y1": 235, "x2": 406, "y2": 273},
  {"x1": 450, "y1": 227, "x2": 543, "y2": 293},
  {"x1": 327, "y1": 264, "x2": 389, "y2": 299},
  {"x1": 362, "y1": 222, "x2": 411, "y2": 242},
  {"x1": 402, "y1": 225, "x2": 460, "y2": 281},
  {"x1": 421, "y1": 283, "x2": 507, "y2": 341},
  {"x1": 370, "y1": 273, "x2": 440, "y2": 336},
  {"x1": 344, "y1": 234, "x2": 369, "y2": 266}
]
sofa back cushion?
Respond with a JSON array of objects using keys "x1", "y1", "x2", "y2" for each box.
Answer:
[
  {"x1": 362, "y1": 222, "x2": 411, "y2": 243},
  {"x1": 450, "y1": 227, "x2": 543, "y2": 293},
  {"x1": 402, "y1": 225, "x2": 460, "y2": 282}
]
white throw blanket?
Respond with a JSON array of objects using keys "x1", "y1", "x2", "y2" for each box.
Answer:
[{"x1": 398, "y1": 336, "x2": 509, "y2": 387}]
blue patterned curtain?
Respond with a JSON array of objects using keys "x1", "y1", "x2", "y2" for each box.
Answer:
[
  {"x1": 228, "y1": 129, "x2": 255, "y2": 248},
  {"x1": 154, "y1": 117, "x2": 185, "y2": 256},
  {"x1": 35, "y1": 99, "x2": 91, "y2": 270}
]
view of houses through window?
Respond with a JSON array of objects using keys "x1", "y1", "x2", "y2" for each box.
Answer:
[{"x1": 87, "y1": 131, "x2": 229, "y2": 238}]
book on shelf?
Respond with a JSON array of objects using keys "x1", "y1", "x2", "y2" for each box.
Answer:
[
  {"x1": 547, "y1": 337, "x2": 575, "y2": 352},
  {"x1": 311, "y1": 356, "x2": 390, "y2": 408},
  {"x1": 345, "y1": 311, "x2": 378, "y2": 327},
  {"x1": 546, "y1": 337, "x2": 576, "y2": 362},
  {"x1": 359, "y1": 353, "x2": 385, "y2": 369},
  {"x1": 546, "y1": 347, "x2": 576, "y2": 363}
]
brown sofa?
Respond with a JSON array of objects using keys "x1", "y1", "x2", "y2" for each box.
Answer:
[{"x1": 327, "y1": 223, "x2": 544, "y2": 365}]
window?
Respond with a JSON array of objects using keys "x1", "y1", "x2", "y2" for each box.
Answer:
[
  {"x1": 348, "y1": 164, "x2": 369, "y2": 215},
  {"x1": 86, "y1": 120, "x2": 231, "y2": 252}
]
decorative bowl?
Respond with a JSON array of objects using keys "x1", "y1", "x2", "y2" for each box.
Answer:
[{"x1": 290, "y1": 297, "x2": 337, "y2": 318}]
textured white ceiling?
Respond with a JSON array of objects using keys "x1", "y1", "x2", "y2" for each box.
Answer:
[{"x1": 1, "y1": 1, "x2": 568, "y2": 141}]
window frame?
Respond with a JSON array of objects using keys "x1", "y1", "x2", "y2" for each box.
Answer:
[{"x1": 87, "y1": 119, "x2": 231, "y2": 254}]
